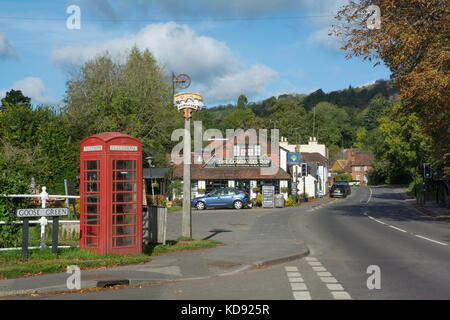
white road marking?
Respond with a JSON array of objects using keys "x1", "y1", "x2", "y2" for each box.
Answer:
[
  {"x1": 285, "y1": 266, "x2": 311, "y2": 300},
  {"x1": 287, "y1": 272, "x2": 302, "y2": 277},
  {"x1": 364, "y1": 212, "x2": 449, "y2": 247},
  {"x1": 389, "y1": 225, "x2": 407, "y2": 233},
  {"x1": 306, "y1": 257, "x2": 352, "y2": 300},
  {"x1": 366, "y1": 187, "x2": 372, "y2": 203},
  {"x1": 326, "y1": 283, "x2": 344, "y2": 291},
  {"x1": 320, "y1": 277, "x2": 338, "y2": 283},
  {"x1": 415, "y1": 235, "x2": 448, "y2": 246},
  {"x1": 285, "y1": 266, "x2": 299, "y2": 272},
  {"x1": 293, "y1": 291, "x2": 312, "y2": 300},
  {"x1": 305, "y1": 257, "x2": 318, "y2": 262},
  {"x1": 317, "y1": 272, "x2": 332, "y2": 277},
  {"x1": 290, "y1": 283, "x2": 307, "y2": 291},
  {"x1": 331, "y1": 291, "x2": 352, "y2": 300},
  {"x1": 308, "y1": 261, "x2": 322, "y2": 266},
  {"x1": 312, "y1": 266, "x2": 327, "y2": 272}
]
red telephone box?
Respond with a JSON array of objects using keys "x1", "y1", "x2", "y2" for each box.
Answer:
[{"x1": 80, "y1": 132, "x2": 143, "y2": 255}]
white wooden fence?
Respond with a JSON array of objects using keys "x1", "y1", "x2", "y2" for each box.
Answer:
[{"x1": 0, "y1": 186, "x2": 80, "y2": 250}]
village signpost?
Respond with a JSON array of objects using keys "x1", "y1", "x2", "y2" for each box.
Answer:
[{"x1": 17, "y1": 207, "x2": 69, "y2": 259}]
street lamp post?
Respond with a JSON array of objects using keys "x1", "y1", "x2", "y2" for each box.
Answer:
[{"x1": 174, "y1": 92, "x2": 203, "y2": 238}]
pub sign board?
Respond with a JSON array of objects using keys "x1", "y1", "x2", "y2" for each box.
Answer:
[{"x1": 288, "y1": 152, "x2": 300, "y2": 165}]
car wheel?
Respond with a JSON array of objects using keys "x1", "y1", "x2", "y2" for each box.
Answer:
[
  {"x1": 233, "y1": 200, "x2": 243, "y2": 210},
  {"x1": 196, "y1": 202, "x2": 206, "y2": 210}
]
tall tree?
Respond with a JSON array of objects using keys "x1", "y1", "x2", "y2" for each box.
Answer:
[
  {"x1": 63, "y1": 47, "x2": 183, "y2": 166},
  {"x1": 237, "y1": 94, "x2": 248, "y2": 108},
  {"x1": 332, "y1": 0, "x2": 449, "y2": 175}
]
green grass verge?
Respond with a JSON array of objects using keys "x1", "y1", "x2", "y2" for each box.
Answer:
[
  {"x1": 0, "y1": 237, "x2": 222, "y2": 279},
  {"x1": 167, "y1": 206, "x2": 182, "y2": 213}
]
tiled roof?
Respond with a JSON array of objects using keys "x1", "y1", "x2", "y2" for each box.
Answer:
[
  {"x1": 300, "y1": 152, "x2": 328, "y2": 166},
  {"x1": 352, "y1": 153, "x2": 374, "y2": 166},
  {"x1": 331, "y1": 159, "x2": 347, "y2": 172},
  {"x1": 172, "y1": 166, "x2": 291, "y2": 180}
]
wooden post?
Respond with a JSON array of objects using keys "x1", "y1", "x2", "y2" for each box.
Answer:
[
  {"x1": 52, "y1": 216, "x2": 59, "y2": 255},
  {"x1": 22, "y1": 217, "x2": 29, "y2": 260}
]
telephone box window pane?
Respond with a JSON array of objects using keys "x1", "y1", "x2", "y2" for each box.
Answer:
[
  {"x1": 86, "y1": 215, "x2": 98, "y2": 225},
  {"x1": 115, "y1": 171, "x2": 135, "y2": 181},
  {"x1": 86, "y1": 161, "x2": 98, "y2": 170},
  {"x1": 85, "y1": 237, "x2": 97, "y2": 247},
  {"x1": 87, "y1": 204, "x2": 97, "y2": 214},
  {"x1": 114, "y1": 237, "x2": 133, "y2": 247},
  {"x1": 114, "y1": 182, "x2": 136, "y2": 192},
  {"x1": 85, "y1": 225, "x2": 98, "y2": 236},
  {"x1": 116, "y1": 160, "x2": 133, "y2": 170},
  {"x1": 114, "y1": 225, "x2": 135, "y2": 236},
  {"x1": 87, "y1": 194, "x2": 98, "y2": 203},
  {"x1": 86, "y1": 172, "x2": 98, "y2": 181},
  {"x1": 114, "y1": 204, "x2": 135, "y2": 214},
  {"x1": 114, "y1": 214, "x2": 135, "y2": 225},
  {"x1": 114, "y1": 193, "x2": 135, "y2": 203},
  {"x1": 86, "y1": 182, "x2": 98, "y2": 192}
]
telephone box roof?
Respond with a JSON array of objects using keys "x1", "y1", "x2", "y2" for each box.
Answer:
[{"x1": 81, "y1": 132, "x2": 141, "y2": 144}]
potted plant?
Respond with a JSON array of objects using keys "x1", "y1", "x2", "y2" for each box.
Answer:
[
  {"x1": 252, "y1": 186, "x2": 260, "y2": 193},
  {"x1": 281, "y1": 186, "x2": 289, "y2": 193},
  {"x1": 197, "y1": 188, "x2": 206, "y2": 194}
]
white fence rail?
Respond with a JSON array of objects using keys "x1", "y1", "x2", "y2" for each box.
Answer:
[{"x1": 0, "y1": 186, "x2": 80, "y2": 249}]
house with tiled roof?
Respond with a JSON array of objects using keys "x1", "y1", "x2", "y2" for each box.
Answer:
[
  {"x1": 330, "y1": 159, "x2": 347, "y2": 173},
  {"x1": 343, "y1": 148, "x2": 374, "y2": 184},
  {"x1": 169, "y1": 129, "x2": 291, "y2": 199}
]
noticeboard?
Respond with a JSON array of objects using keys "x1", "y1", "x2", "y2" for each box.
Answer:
[{"x1": 262, "y1": 185, "x2": 275, "y2": 208}]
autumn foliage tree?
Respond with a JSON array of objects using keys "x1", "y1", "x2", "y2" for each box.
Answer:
[{"x1": 332, "y1": 0, "x2": 449, "y2": 175}]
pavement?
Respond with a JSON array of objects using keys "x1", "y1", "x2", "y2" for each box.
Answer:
[
  {"x1": 394, "y1": 186, "x2": 450, "y2": 222},
  {"x1": 0, "y1": 197, "x2": 337, "y2": 298}
]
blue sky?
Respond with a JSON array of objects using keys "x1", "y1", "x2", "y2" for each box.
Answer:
[{"x1": 0, "y1": 0, "x2": 391, "y2": 107}]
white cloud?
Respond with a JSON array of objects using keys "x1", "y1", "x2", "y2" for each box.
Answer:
[
  {"x1": 198, "y1": 64, "x2": 278, "y2": 102},
  {"x1": 307, "y1": 27, "x2": 343, "y2": 53},
  {"x1": 1, "y1": 77, "x2": 58, "y2": 105},
  {"x1": 0, "y1": 30, "x2": 15, "y2": 59},
  {"x1": 51, "y1": 22, "x2": 277, "y2": 103}
]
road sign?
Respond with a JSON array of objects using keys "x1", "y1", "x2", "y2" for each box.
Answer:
[
  {"x1": 16, "y1": 208, "x2": 69, "y2": 218},
  {"x1": 288, "y1": 152, "x2": 300, "y2": 165}
]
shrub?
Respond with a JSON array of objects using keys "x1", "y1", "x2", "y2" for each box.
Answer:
[
  {"x1": 285, "y1": 195, "x2": 294, "y2": 207},
  {"x1": 148, "y1": 194, "x2": 166, "y2": 206},
  {"x1": 0, "y1": 170, "x2": 30, "y2": 248},
  {"x1": 172, "y1": 198, "x2": 182, "y2": 206},
  {"x1": 256, "y1": 193, "x2": 262, "y2": 206},
  {"x1": 334, "y1": 173, "x2": 352, "y2": 182}
]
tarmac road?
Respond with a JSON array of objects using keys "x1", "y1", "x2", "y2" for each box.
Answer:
[{"x1": 7, "y1": 186, "x2": 450, "y2": 300}]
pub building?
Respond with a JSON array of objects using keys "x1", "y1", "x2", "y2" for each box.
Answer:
[{"x1": 170, "y1": 129, "x2": 292, "y2": 200}]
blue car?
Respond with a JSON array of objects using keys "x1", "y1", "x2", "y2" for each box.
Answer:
[{"x1": 191, "y1": 188, "x2": 251, "y2": 210}]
